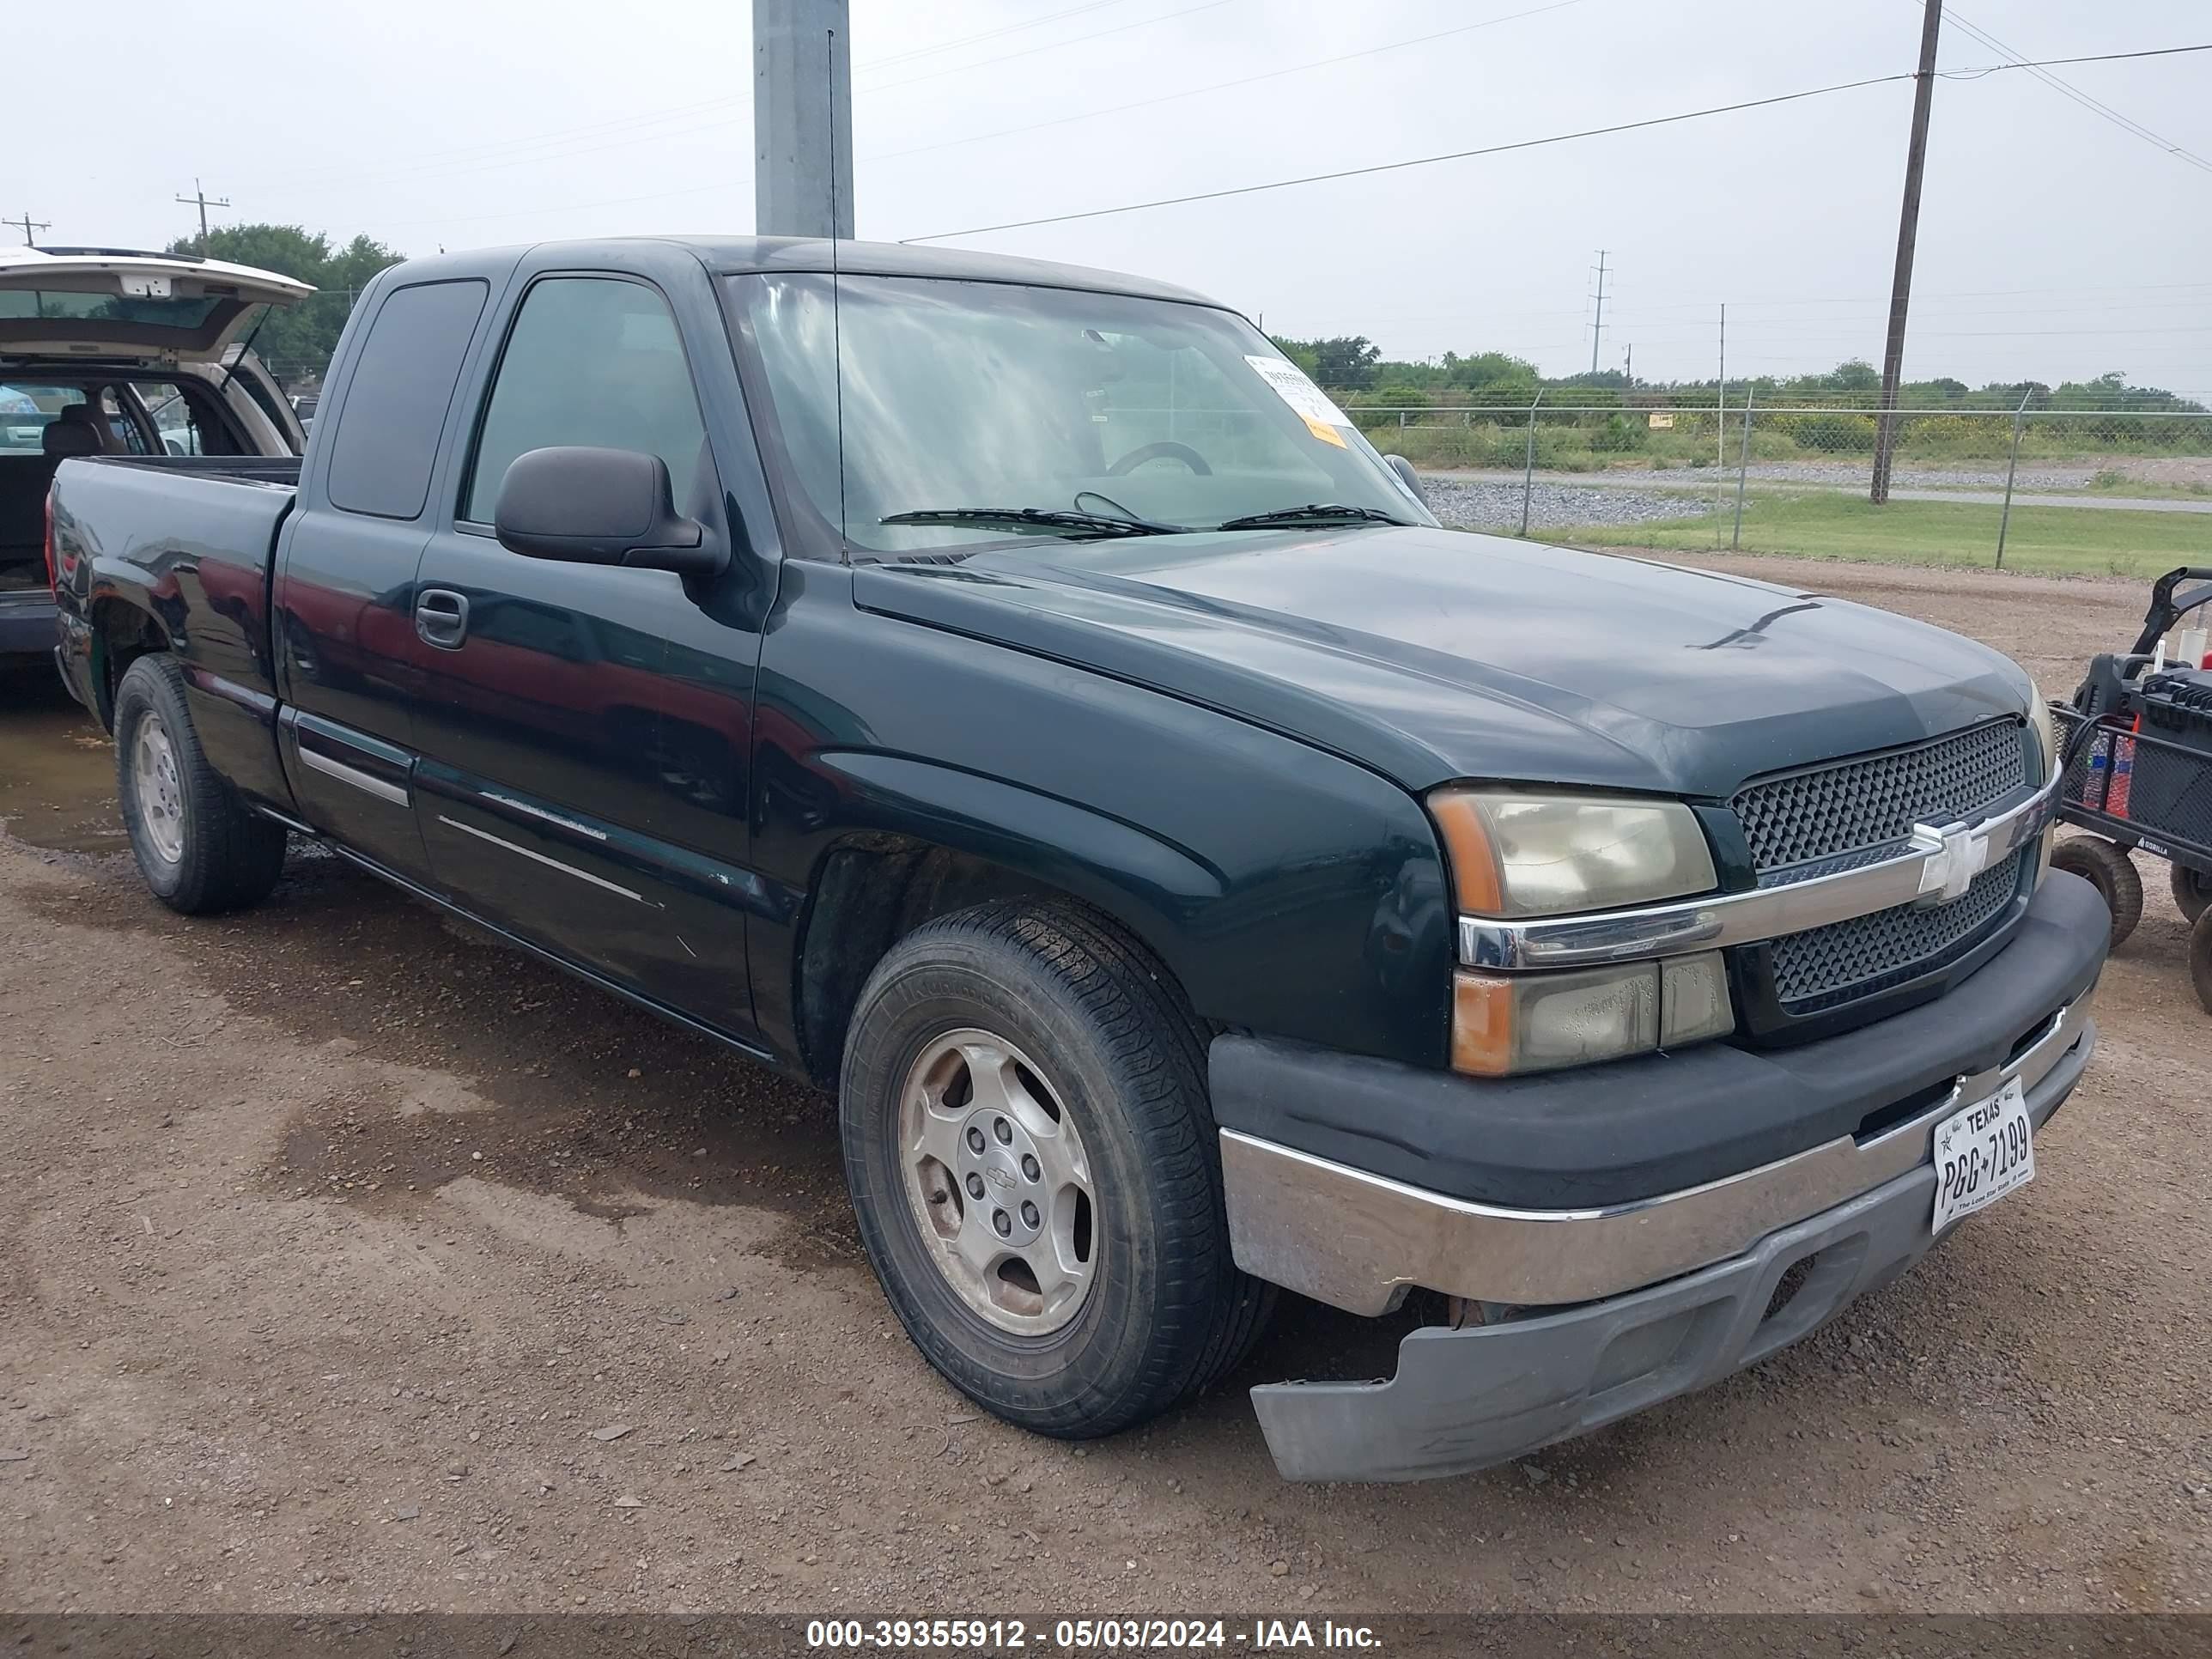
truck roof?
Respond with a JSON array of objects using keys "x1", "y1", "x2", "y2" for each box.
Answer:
[{"x1": 403, "y1": 236, "x2": 1228, "y2": 311}]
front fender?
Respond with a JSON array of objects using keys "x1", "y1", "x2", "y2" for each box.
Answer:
[{"x1": 750, "y1": 563, "x2": 1455, "y2": 1068}]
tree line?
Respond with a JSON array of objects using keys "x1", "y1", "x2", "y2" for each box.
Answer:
[
  {"x1": 1267, "y1": 333, "x2": 2206, "y2": 414},
  {"x1": 174, "y1": 224, "x2": 2201, "y2": 416}
]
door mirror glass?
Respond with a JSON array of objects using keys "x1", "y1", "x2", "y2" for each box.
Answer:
[{"x1": 493, "y1": 445, "x2": 722, "y2": 576}]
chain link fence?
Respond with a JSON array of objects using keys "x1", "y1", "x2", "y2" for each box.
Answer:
[{"x1": 1344, "y1": 398, "x2": 2212, "y2": 577}]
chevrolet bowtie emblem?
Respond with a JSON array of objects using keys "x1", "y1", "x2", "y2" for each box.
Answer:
[{"x1": 1911, "y1": 818, "x2": 1992, "y2": 905}]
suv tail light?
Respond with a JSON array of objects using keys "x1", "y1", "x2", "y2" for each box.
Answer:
[{"x1": 43, "y1": 489, "x2": 57, "y2": 593}]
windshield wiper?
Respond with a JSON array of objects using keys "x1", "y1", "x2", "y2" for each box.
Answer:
[
  {"x1": 880, "y1": 506, "x2": 1177, "y2": 539},
  {"x1": 1214, "y1": 503, "x2": 1410, "y2": 532}
]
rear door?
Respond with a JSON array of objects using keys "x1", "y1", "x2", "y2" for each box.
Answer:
[
  {"x1": 407, "y1": 260, "x2": 758, "y2": 1031},
  {"x1": 272, "y1": 272, "x2": 500, "y2": 884}
]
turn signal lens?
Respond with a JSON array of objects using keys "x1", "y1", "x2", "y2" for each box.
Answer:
[
  {"x1": 1452, "y1": 951, "x2": 1733, "y2": 1076},
  {"x1": 1428, "y1": 787, "x2": 1716, "y2": 918}
]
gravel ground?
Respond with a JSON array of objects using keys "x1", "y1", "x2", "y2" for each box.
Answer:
[
  {"x1": 1, "y1": 561, "x2": 2208, "y2": 1618},
  {"x1": 1421, "y1": 473, "x2": 1712, "y2": 532}
]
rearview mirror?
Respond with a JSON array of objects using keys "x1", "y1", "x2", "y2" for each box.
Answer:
[
  {"x1": 494, "y1": 446, "x2": 726, "y2": 578},
  {"x1": 1382, "y1": 453, "x2": 1429, "y2": 508}
]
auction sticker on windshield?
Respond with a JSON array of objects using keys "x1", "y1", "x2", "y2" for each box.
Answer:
[
  {"x1": 1930, "y1": 1076, "x2": 2033, "y2": 1233},
  {"x1": 1246, "y1": 355, "x2": 1352, "y2": 447}
]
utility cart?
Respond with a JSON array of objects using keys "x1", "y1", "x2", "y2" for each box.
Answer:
[{"x1": 2052, "y1": 564, "x2": 2212, "y2": 1008}]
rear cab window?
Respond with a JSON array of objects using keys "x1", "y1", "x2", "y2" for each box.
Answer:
[{"x1": 325, "y1": 280, "x2": 489, "y2": 520}]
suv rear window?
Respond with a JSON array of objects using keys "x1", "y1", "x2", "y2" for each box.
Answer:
[
  {"x1": 325, "y1": 280, "x2": 489, "y2": 520},
  {"x1": 0, "y1": 291, "x2": 226, "y2": 330}
]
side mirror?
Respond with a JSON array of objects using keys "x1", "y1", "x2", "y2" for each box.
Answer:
[
  {"x1": 1382, "y1": 453, "x2": 1429, "y2": 508},
  {"x1": 494, "y1": 446, "x2": 726, "y2": 579}
]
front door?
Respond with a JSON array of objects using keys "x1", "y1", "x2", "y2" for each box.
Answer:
[{"x1": 408, "y1": 271, "x2": 757, "y2": 1034}]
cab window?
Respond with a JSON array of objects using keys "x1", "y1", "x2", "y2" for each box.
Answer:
[{"x1": 463, "y1": 277, "x2": 709, "y2": 526}]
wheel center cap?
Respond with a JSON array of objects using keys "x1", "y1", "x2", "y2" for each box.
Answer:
[{"x1": 957, "y1": 1108, "x2": 1045, "y2": 1247}]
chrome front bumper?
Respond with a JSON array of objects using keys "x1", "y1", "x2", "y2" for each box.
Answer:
[
  {"x1": 1244, "y1": 1010, "x2": 2095, "y2": 1482},
  {"x1": 1222, "y1": 992, "x2": 2094, "y2": 1316}
]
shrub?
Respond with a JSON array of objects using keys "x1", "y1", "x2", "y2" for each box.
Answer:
[{"x1": 1783, "y1": 412, "x2": 1879, "y2": 453}]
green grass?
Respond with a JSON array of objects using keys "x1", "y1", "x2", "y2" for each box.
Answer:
[
  {"x1": 1566, "y1": 492, "x2": 2212, "y2": 577},
  {"x1": 1898, "y1": 474, "x2": 2212, "y2": 502}
]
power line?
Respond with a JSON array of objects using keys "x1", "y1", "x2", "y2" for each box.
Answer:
[
  {"x1": 240, "y1": 94, "x2": 747, "y2": 193},
  {"x1": 868, "y1": 0, "x2": 1593, "y2": 165},
  {"x1": 1941, "y1": 7, "x2": 2212, "y2": 174},
  {"x1": 904, "y1": 44, "x2": 2212, "y2": 245},
  {"x1": 860, "y1": 0, "x2": 1242, "y2": 92},
  {"x1": 860, "y1": 0, "x2": 1135, "y2": 71},
  {"x1": 906, "y1": 71, "x2": 1918, "y2": 243},
  {"x1": 246, "y1": 0, "x2": 1241, "y2": 202}
]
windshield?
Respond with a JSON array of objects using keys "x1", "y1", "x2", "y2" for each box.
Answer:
[{"x1": 728, "y1": 273, "x2": 1431, "y2": 556}]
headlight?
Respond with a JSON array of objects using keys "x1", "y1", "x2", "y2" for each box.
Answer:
[
  {"x1": 1431, "y1": 787, "x2": 1729, "y2": 1074},
  {"x1": 1428, "y1": 787, "x2": 1717, "y2": 917},
  {"x1": 1451, "y1": 951, "x2": 1734, "y2": 1076},
  {"x1": 2027, "y1": 683, "x2": 2057, "y2": 785},
  {"x1": 2028, "y1": 682, "x2": 2057, "y2": 884}
]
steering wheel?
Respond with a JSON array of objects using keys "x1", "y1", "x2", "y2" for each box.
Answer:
[{"x1": 1108, "y1": 441, "x2": 1211, "y2": 477}]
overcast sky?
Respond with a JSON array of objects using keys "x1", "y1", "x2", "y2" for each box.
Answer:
[{"x1": 18, "y1": 0, "x2": 2212, "y2": 391}]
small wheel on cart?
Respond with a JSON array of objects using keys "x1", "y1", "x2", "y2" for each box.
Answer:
[
  {"x1": 2051, "y1": 836, "x2": 2144, "y2": 949},
  {"x1": 2189, "y1": 906, "x2": 2212, "y2": 1014},
  {"x1": 2171, "y1": 861, "x2": 2212, "y2": 925}
]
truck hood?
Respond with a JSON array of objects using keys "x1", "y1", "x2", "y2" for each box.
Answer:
[
  {"x1": 0, "y1": 248, "x2": 311, "y2": 367},
  {"x1": 851, "y1": 526, "x2": 2035, "y2": 799}
]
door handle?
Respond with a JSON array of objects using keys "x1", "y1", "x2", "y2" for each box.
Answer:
[{"x1": 416, "y1": 587, "x2": 470, "y2": 649}]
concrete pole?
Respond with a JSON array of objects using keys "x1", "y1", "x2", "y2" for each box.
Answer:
[
  {"x1": 754, "y1": 0, "x2": 854, "y2": 239},
  {"x1": 1870, "y1": 0, "x2": 1942, "y2": 505}
]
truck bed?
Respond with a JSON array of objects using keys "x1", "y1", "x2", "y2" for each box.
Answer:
[{"x1": 49, "y1": 453, "x2": 301, "y2": 796}]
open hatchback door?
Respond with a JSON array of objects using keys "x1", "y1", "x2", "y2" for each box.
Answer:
[{"x1": 0, "y1": 246, "x2": 312, "y2": 368}]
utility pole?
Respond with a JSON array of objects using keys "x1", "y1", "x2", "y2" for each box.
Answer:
[
  {"x1": 7, "y1": 212, "x2": 50, "y2": 248},
  {"x1": 1589, "y1": 250, "x2": 1609, "y2": 376},
  {"x1": 1624, "y1": 343, "x2": 1632, "y2": 387},
  {"x1": 1870, "y1": 0, "x2": 1942, "y2": 505},
  {"x1": 174, "y1": 179, "x2": 230, "y2": 251},
  {"x1": 754, "y1": 0, "x2": 854, "y2": 238}
]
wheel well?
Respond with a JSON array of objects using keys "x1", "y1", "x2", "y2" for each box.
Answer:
[
  {"x1": 87, "y1": 599, "x2": 168, "y2": 731},
  {"x1": 795, "y1": 837, "x2": 1087, "y2": 1088}
]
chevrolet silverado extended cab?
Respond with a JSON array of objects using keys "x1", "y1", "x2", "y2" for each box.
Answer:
[
  {"x1": 2, "y1": 247, "x2": 305, "y2": 666},
  {"x1": 49, "y1": 237, "x2": 2106, "y2": 1481}
]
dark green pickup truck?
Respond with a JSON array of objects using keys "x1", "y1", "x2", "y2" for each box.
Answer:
[{"x1": 48, "y1": 237, "x2": 2105, "y2": 1481}]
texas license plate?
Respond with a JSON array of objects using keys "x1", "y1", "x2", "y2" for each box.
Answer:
[{"x1": 1930, "y1": 1076, "x2": 2034, "y2": 1233}]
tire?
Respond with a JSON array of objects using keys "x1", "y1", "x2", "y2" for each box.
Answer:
[
  {"x1": 113, "y1": 654, "x2": 288, "y2": 915},
  {"x1": 2172, "y1": 861, "x2": 2212, "y2": 926},
  {"x1": 2191, "y1": 906, "x2": 2212, "y2": 1013},
  {"x1": 2191, "y1": 902, "x2": 2212, "y2": 1013},
  {"x1": 839, "y1": 899, "x2": 1273, "y2": 1440},
  {"x1": 2050, "y1": 836, "x2": 2142, "y2": 949}
]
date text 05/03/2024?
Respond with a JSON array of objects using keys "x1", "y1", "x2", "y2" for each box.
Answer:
[{"x1": 804, "y1": 1618, "x2": 1383, "y2": 1650}]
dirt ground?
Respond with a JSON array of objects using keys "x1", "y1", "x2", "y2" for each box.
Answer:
[{"x1": 0, "y1": 555, "x2": 2206, "y2": 1618}]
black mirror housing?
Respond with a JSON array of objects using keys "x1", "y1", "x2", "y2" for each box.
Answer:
[
  {"x1": 494, "y1": 446, "x2": 726, "y2": 578},
  {"x1": 1382, "y1": 453, "x2": 1429, "y2": 508}
]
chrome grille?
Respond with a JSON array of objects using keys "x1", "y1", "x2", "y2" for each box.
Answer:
[
  {"x1": 1768, "y1": 849, "x2": 2027, "y2": 1012},
  {"x1": 1732, "y1": 720, "x2": 2030, "y2": 876}
]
